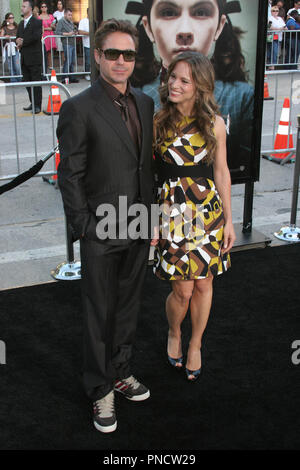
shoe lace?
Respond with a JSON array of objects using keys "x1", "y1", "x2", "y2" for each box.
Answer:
[
  {"x1": 123, "y1": 375, "x2": 140, "y2": 390},
  {"x1": 94, "y1": 391, "x2": 115, "y2": 418}
]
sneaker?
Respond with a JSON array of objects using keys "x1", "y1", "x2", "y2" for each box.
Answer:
[
  {"x1": 93, "y1": 390, "x2": 117, "y2": 433},
  {"x1": 84, "y1": 75, "x2": 91, "y2": 81},
  {"x1": 114, "y1": 375, "x2": 150, "y2": 401}
]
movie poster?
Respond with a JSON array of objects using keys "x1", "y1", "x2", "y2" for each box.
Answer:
[{"x1": 99, "y1": 0, "x2": 265, "y2": 184}]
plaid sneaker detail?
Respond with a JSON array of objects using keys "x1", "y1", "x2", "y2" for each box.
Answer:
[
  {"x1": 93, "y1": 390, "x2": 117, "y2": 433},
  {"x1": 114, "y1": 375, "x2": 150, "y2": 401}
]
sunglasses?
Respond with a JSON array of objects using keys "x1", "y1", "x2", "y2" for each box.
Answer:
[
  {"x1": 99, "y1": 48, "x2": 137, "y2": 62},
  {"x1": 272, "y1": 9, "x2": 279, "y2": 11},
  {"x1": 8, "y1": 16, "x2": 14, "y2": 19}
]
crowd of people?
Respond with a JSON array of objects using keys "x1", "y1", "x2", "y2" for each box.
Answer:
[
  {"x1": 267, "y1": 0, "x2": 300, "y2": 69},
  {"x1": 0, "y1": 0, "x2": 90, "y2": 85}
]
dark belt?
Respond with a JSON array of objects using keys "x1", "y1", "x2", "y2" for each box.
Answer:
[{"x1": 155, "y1": 156, "x2": 214, "y2": 184}]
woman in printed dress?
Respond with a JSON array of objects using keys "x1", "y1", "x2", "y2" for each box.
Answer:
[{"x1": 152, "y1": 51, "x2": 236, "y2": 381}]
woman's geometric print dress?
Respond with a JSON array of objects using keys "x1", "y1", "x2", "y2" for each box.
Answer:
[{"x1": 153, "y1": 117, "x2": 231, "y2": 281}]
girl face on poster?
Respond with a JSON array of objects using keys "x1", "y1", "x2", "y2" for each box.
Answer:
[{"x1": 142, "y1": 0, "x2": 226, "y2": 67}]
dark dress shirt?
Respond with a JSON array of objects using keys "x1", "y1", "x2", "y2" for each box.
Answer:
[{"x1": 99, "y1": 76, "x2": 142, "y2": 156}]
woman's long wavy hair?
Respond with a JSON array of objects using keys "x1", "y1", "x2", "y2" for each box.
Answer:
[
  {"x1": 1, "y1": 13, "x2": 18, "y2": 30},
  {"x1": 154, "y1": 52, "x2": 220, "y2": 165},
  {"x1": 211, "y1": 25, "x2": 248, "y2": 82}
]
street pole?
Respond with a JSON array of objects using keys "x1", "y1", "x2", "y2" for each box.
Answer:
[
  {"x1": 274, "y1": 115, "x2": 300, "y2": 242},
  {"x1": 290, "y1": 115, "x2": 300, "y2": 227}
]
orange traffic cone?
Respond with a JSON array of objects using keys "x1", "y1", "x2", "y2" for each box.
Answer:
[
  {"x1": 42, "y1": 143, "x2": 60, "y2": 185},
  {"x1": 264, "y1": 75, "x2": 273, "y2": 100},
  {"x1": 43, "y1": 69, "x2": 62, "y2": 115},
  {"x1": 52, "y1": 146, "x2": 60, "y2": 181},
  {"x1": 264, "y1": 98, "x2": 295, "y2": 164}
]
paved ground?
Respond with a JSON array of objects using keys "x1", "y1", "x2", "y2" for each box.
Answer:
[{"x1": 0, "y1": 75, "x2": 299, "y2": 290}]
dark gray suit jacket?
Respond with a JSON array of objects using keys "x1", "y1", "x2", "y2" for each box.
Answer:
[
  {"x1": 16, "y1": 16, "x2": 43, "y2": 66},
  {"x1": 57, "y1": 78, "x2": 155, "y2": 243}
]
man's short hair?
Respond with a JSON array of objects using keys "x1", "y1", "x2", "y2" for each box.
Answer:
[
  {"x1": 23, "y1": 0, "x2": 34, "y2": 9},
  {"x1": 94, "y1": 18, "x2": 139, "y2": 51},
  {"x1": 290, "y1": 9, "x2": 299, "y2": 18},
  {"x1": 64, "y1": 8, "x2": 72, "y2": 14}
]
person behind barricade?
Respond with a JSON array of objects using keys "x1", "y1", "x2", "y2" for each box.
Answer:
[
  {"x1": 33, "y1": 5, "x2": 40, "y2": 17},
  {"x1": 38, "y1": 2, "x2": 57, "y2": 75},
  {"x1": 0, "y1": 12, "x2": 22, "y2": 82},
  {"x1": 273, "y1": 1, "x2": 286, "y2": 62},
  {"x1": 16, "y1": 0, "x2": 43, "y2": 113},
  {"x1": 272, "y1": 0, "x2": 286, "y2": 19},
  {"x1": 153, "y1": 51, "x2": 235, "y2": 381},
  {"x1": 285, "y1": 9, "x2": 300, "y2": 69},
  {"x1": 53, "y1": 0, "x2": 65, "y2": 68},
  {"x1": 267, "y1": 4, "x2": 287, "y2": 70},
  {"x1": 78, "y1": 7, "x2": 90, "y2": 81},
  {"x1": 287, "y1": 1, "x2": 300, "y2": 17},
  {"x1": 55, "y1": 7, "x2": 79, "y2": 83}
]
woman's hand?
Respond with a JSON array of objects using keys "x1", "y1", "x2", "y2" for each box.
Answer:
[
  {"x1": 221, "y1": 221, "x2": 236, "y2": 254},
  {"x1": 150, "y1": 226, "x2": 159, "y2": 246}
]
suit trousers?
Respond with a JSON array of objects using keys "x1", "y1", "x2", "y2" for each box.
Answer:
[
  {"x1": 22, "y1": 62, "x2": 42, "y2": 108},
  {"x1": 79, "y1": 237, "x2": 150, "y2": 402}
]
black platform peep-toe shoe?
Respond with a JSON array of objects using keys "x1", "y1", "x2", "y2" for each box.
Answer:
[
  {"x1": 167, "y1": 355, "x2": 184, "y2": 370},
  {"x1": 185, "y1": 367, "x2": 201, "y2": 382},
  {"x1": 186, "y1": 349, "x2": 202, "y2": 381},
  {"x1": 167, "y1": 333, "x2": 183, "y2": 370}
]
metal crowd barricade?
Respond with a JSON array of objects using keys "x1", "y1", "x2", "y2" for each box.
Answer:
[
  {"x1": 0, "y1": 80, "x2": 80, "y2": 279},
  {"x1": 0, "y1": 36, "x2": 22, "y2": 81},
  {"x1": 266, "y1": 29, "x2": 300, "y2": 69},
  {"x1": 0, "y1": 80, "x2": 71, "y2": 181},
  {"x1": 41, "y1": 34, "x2": 90, "y2": 79},
  {"x1": 261, "y1": 70, "x2": 300, "y2": 162}
]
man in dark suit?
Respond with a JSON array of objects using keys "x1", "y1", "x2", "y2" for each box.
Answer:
[
  {"x1": 16, "y1": 0, "x2": 43, "y2": 113},
  {"x1": 57, "y1": 19, "x2": 155, "y2": 433}
]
